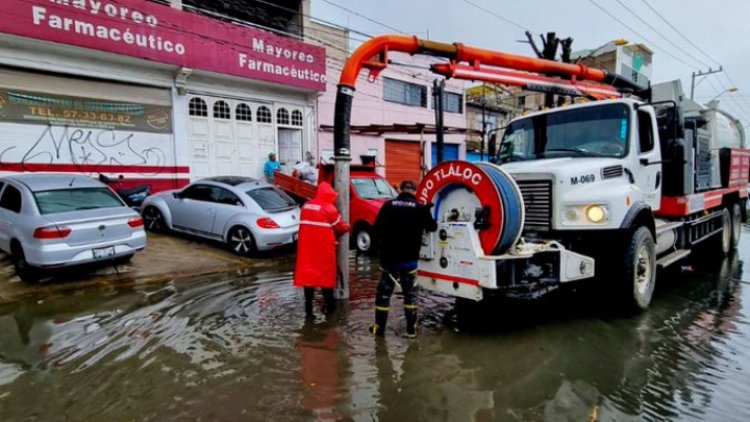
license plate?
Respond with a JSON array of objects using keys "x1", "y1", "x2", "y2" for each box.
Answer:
[{"x1": 93, "y1": 246, "x2": 116, "y2": 259}]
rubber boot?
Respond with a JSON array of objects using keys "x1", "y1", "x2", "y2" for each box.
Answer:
[
  {"x1": 369, "y1": 307, "x2": 389, "y2": 337},
  {"x1": 404, "y1": 305, "x2": 418, "y2": 338},
  {"x1": 322, "y1": 288, "x2": 336, "y2": 314},
  {"x1": 303, "y1": 287, "x2": 314, "y2": 317}
]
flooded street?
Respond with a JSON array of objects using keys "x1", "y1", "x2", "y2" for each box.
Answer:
[{"x1": 0, "y1": 227, "x2": 748, "y2": 421}]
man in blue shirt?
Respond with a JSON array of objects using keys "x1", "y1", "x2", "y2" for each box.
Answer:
[{"x1": 264, "y1": 152, "x2": 281, "y2": 183}]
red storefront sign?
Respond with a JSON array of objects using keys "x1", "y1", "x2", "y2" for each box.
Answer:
[{"x1": 0, "y1": 0, "x2": 326, "y2": 91}]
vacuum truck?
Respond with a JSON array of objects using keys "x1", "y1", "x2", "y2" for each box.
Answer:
[
  {"x1": 416, "y1": 80, "x2": 748, "y2": 310},
  {"x1": 330, "y1": 34, "x2": 748, "y2": 306}
]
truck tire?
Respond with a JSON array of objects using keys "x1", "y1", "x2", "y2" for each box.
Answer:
[
  {"x1": 730, "y1": 203, "x2": 742, "y2": 249},
  {"x1": 617, "y1": 227, "x2": 656, "y2": 311},
  {"x1": 353, "y1": 224, "x2": 376, "y2": 255},
  {"x1": 713, "y1": 208, "x2": 732, "y2": 257}
]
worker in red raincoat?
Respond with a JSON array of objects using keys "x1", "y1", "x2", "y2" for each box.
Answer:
[{"x1": 294, "y1": 182, "x2": 349, "y2": 316}]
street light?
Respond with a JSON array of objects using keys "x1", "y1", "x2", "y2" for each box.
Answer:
[{"x1": 708, "y1": 87, "x2": 739, "y2": 103}]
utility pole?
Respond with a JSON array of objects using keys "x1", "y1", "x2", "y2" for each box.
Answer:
[
  {"x1": 691, "y1": 66, "x2": 723, "y2": 100},
  {"x1": 433, "y1": 79, "x2": 446, "y2": 163},
  {"x1": 480, "y1": 83, "x2": 486, "y2": 161}
]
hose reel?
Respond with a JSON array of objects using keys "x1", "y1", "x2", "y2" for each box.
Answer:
[{"x1": 417, "y1": 161, "x2": 525, "y2": 255}]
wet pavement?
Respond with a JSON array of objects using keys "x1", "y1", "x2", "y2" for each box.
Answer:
[
  {"x1": 0, "y1": 233, "x2": 259, "y2": 305},
  {"x1": 0, "y1": 226, "x2": 749, "y2": 421}
]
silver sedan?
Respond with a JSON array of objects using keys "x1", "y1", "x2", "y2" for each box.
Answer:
[
  {"x1": 0, "y1": 173, "x2": 148, "y2": 282},
  {"x1": 141, "y1": 177, "x2": 299, "y2": 255}
]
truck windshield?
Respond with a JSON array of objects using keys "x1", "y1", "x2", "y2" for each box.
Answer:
[
  {"x1": 352, "y1": 178, "x2": 397, "y2": 200},
  {"x1": 498, "y1": 103, "x2": 630, "y2": 162}
]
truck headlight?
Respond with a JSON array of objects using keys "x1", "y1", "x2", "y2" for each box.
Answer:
[
  {"x1": 562, "y1": 204, "x2": 610, "y2": 225},
  {"x1": 585, "y1": 205, "x2": 606, "y2": 223}
]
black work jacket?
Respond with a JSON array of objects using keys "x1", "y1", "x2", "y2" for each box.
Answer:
[{"x1": 374, "y1": 192, "x2": 437, "y2": 268}]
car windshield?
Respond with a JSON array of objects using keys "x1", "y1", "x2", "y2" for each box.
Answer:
[
  {"x1": 246, "y1": 187, "x2": 296, "y2": 211},
  {"x1": 34, "y1": 188, "x2": 124, "y2": 215},
  {"x1": 497, "y1": 103, "x2": 630, "y2": 162},
  {"x1": 352, "y1": 178, "x2": 397, "y2": 200}
]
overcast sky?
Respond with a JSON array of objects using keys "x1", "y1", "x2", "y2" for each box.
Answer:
[{"x1": 310, "y1": 0, "x2": 750, "y2": 124}]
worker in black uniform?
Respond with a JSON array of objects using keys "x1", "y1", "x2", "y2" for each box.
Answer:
[{"x1": 369, "y1": 180, "x2": 437, "y2": 338}]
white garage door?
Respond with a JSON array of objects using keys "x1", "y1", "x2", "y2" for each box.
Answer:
[{"x1": 188, "y1": 95, "x2": 278, "y2": 180}]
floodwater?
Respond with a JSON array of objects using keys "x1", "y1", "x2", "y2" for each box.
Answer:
[{"x1": 0, "y1": 228, "x2": 749, "y2": 422}]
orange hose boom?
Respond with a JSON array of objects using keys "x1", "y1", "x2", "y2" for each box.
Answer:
[{"x1": 338, "y1": 34, "x2": 609, "y2": 88}]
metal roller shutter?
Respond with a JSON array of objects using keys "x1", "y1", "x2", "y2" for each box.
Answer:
[
  {"x1": 431, "y1": 143, "x2": 459, "y2": 167},
  {"x1": 0, "y1": 67, "x2": 171, "y2": 105},
  {"x1": 385, "y1": 139, "x2": 421, "y2": 187}
]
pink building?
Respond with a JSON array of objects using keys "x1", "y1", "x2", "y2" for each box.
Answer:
[{"x1": 316, "y1": 53, "x2": 468, "y2": 186}]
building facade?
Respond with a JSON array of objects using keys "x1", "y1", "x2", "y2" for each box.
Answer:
[
  {"x1": 0, "y1": 0, "x2": 325, "y2": 190},
  {"x1": 318, "y1": 52, "x2": 468, "y2": 186}
]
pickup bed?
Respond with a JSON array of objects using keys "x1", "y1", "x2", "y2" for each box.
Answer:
[{"x1": 275, "y1": 164, "x2": 396, "y2": 254}]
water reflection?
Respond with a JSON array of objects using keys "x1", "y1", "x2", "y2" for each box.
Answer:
[{"x1": 0, "y1": 234, "x2": 747, "y2": 421}]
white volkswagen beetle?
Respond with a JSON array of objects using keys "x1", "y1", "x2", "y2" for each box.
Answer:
[{"x1": 141, "y1": 176, "x2": 300, "y2": 255}]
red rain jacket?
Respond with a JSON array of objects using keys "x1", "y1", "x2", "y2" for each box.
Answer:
[{"x1": 293, "y1": 182, "x2": 349, "y2": 288}]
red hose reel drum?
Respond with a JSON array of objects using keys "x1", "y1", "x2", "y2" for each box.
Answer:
[{"x1": 418, "y1": 161, "x2": 525, "y2": 255}]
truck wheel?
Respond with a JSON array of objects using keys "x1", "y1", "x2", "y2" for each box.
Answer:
[
  {"x1": 730, "y1": 203, "x2": 742, "y2": 249},
  {"x1": 713, "y1": 208, "x2": 732, "y2": 257},
  {"x1": 354, "y1": 225, "x2": 375, "y2": 255},
  {"x1": 617, "y1": 227, "x2": 656, "y2": 311}
]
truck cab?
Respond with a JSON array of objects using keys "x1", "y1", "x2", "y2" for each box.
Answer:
[{"x1": 497, "y1": 99, "x2": 662, "y2": 234}]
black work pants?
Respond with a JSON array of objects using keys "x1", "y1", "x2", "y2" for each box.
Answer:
[
  {"x1": 304, "y1": 287, "x2": 336, "y2": 314},
  {"x1": 375, "y1": 269, "x2": 418, "y2": 311}
]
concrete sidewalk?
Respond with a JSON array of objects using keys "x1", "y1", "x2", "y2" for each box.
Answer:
[{"x1": 0, "y1": 233, "x2": 283, "y2": 305}]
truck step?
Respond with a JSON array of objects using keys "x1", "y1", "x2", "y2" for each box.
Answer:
[{"x1": 656, "y1": 249, "x2": 691, "y2": 269}]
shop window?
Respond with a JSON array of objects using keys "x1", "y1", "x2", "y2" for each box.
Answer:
[
  {"x1": 291, "y1": 110, "x2": 303, "y2": 126},
  {"x1": 213, "y1": 101, "x2": 231, "y2": 119},
  {"x1": 277, "y1": 108, "x2": 290, "y2": 125},
  {"x1": 189, "y1": 97, "x2": 208, "y2": 117},
  {"x1": 257, "y1": 106, "x2": 272, "y2": 123},
  {"x1": 236, "y1": 103, "x2": 252, "y2": 121}
]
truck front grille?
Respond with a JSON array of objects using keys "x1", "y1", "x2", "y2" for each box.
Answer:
[{"x1": 516, "y1": 180, "x2": 552, "y2": 232}]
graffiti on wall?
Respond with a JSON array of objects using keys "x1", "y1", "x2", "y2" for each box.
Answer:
[
  {"x1": 0, "y1": 89, "x2": 174, "y2": 176},
  {"x1": 0, "y1": 125, "x2": 167, "y2": 174}
]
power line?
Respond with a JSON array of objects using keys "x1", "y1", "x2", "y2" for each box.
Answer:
[
  {"x1": 638, "y1": 0, "x2": 721, "y2": 67},
  {"x1": 248, "y1": 0, "x2": 373, "y2": 40},
  {"x1": 457, "y1": 0, "x2": 530, "y2": 32},
  {"x1": 612, "y1": 0, "x2": 712, "y2": 69},
  {"x1": 705, "y1": 76, "x2": 750, "y2": 122},
  {"x1": 722, "y1": 72, "x2": 750, "y2": 120},
  {"x1": 585, "y1": 0, "x2": 700, "y2": 70},
  {"x1": 319, "y1": 0, "x2": 406, "y2": 34}
]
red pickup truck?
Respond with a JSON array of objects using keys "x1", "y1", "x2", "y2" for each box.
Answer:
[{"x1": 274, "y1": 163, "x2": 396, "y2": 254}]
